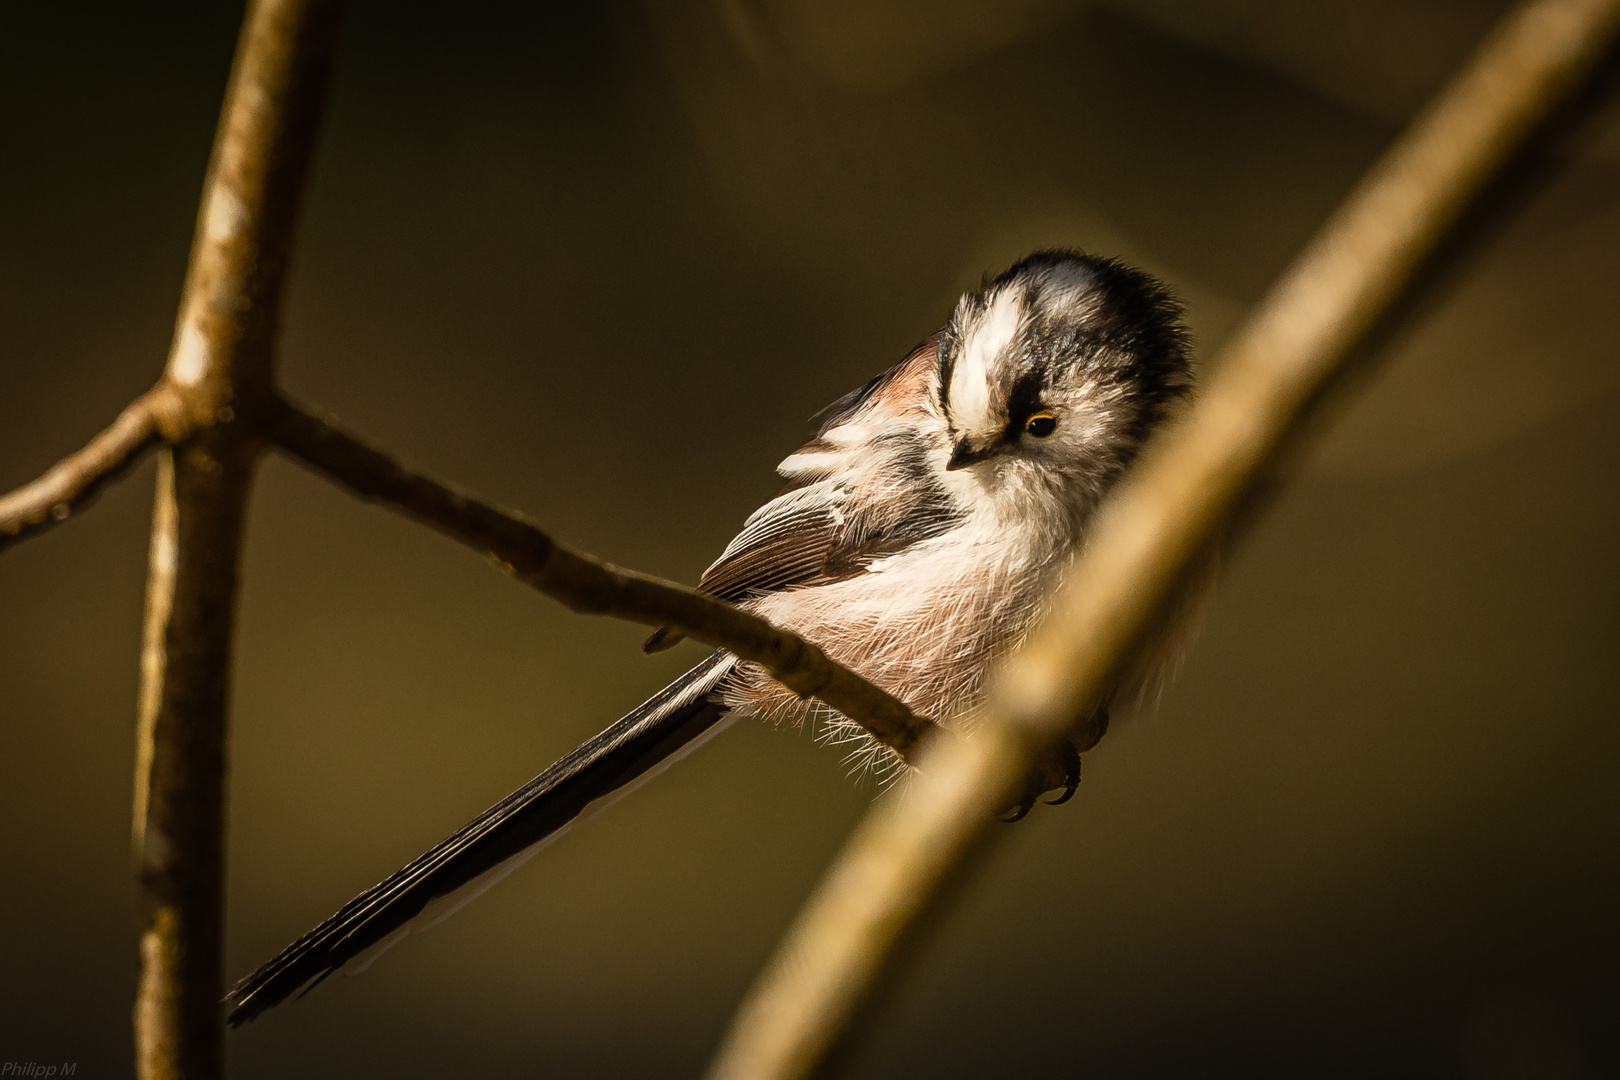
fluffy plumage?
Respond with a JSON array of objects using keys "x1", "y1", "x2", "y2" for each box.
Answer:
[
  {"x1": 225, "y1": 250, "x2": 1193, "y2": 1026},
  {"x1": 721, "y1": 252, "x2": 1192, "y2": 741}
]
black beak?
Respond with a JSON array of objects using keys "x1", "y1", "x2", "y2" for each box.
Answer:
[{"x1": 946, "y1": 438, "x2": 998, "y2": 471}]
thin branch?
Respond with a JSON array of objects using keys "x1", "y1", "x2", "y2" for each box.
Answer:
[
  {"x1": 269, "y1": 396, "x2": 1081, "y2": 795},
  {"x1": 704, "y1": 1, "x2": 1620, "y2": 1077},
  {"x1": 0, "y1": 386, "x2": 172, "y2": 553},
  {"x1": 268, "y1": 396, "x2": 961, "y2": 763},
  {"x1": 132, "y1": 2, "x2": 341, "y2": 1078}
]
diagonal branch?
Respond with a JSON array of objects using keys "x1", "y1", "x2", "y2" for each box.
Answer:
[
  {"x1": 269, "y1": 395, "x2": 966, "y2": 765},
  {"x1": 704, "y1": 0, "x2": 1620, "y2": 1078},
  {"x1": 0, "y1": 385, "x2": 176, "y2": 553}
]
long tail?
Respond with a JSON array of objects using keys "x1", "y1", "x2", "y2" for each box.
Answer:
[{"x1": 226, "y1": 650, "x2": 738, "y2": 1026}]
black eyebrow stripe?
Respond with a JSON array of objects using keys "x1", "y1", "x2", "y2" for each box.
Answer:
[{"x1": 1003, "y1": 368, "x2": 1047, "y2": 437}]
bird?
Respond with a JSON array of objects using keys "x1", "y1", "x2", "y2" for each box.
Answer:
[{"x1": 225, "y1": 249, "x2": 1195, "y2": 1026}]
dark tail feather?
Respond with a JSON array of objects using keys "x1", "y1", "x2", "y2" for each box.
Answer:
[{"x1": 226, "y1": 650, "x2": 737, "y2": 1026}]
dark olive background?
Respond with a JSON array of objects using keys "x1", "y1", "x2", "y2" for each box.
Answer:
[{"x1": 2, "y1": 1, "x2": 1618, "y2": 1076}]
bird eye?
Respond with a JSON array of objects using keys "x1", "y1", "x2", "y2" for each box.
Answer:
[{"x1": 1024, "y1": 412, "x2": 1057, "y2": 438}]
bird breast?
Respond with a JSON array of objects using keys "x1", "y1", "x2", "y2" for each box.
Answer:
[{"x1": 723, "y1": 511, "x2": 1067, "y2": 736}]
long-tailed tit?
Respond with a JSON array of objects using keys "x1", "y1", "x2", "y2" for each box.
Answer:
[{"x1": 226, "y1": 250, "x2": 1194, "y2": 1025}]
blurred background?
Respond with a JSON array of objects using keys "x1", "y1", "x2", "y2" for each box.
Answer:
[{"x1": 2, "y1": 0, "x2": 1618, "y2": 1076}]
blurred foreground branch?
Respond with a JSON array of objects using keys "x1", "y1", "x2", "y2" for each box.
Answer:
[{"x1": 704, "y1": 1, "x2": 1620, "y2": 1077}]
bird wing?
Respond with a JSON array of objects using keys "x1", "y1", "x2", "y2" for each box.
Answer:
[
  {"x1": 641, "y1": 474, "x2": 946, "y2": 652},
  {"x1": 642, "y1": 485, "x2": 855, "y2": 652},
  {"x1": 695, "y1": 486, "x2": 851, "y2": 601},
  {"x1": 645, "y1": 338, "x2": 953, "y2": 652}
]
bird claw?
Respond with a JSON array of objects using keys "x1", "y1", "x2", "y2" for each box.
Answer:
[
  {"x1": 997, "y1": 793, "x2": 1037, "y2": 823},
  {"x1": 1042, "y1": 740, "x2": 1081, "y2": 805},
  {"x1": 998, "y1": 735, "x2": 1082, "y2": 822}
]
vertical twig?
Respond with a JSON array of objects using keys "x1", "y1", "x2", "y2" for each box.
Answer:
[
  {"x1": 134, "y1": 446, "x2": 255, "y2": 1080},
  {"x1": 131, "y1": 2, "x2": 341, "y2": 1077},
  {"x1": 704, "y1": 1, "x2": 1620, "y2": 1077}
]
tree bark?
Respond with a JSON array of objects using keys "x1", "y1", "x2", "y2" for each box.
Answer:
[
  {"x1": 133, "y1": 443, "x2": 255, "y2": 1080},
  {"x1": 129, "y1": 1, "x2": 341, "y2": 1076}
]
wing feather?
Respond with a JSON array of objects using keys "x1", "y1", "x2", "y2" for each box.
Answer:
[
  {"x1": 644, "y1": 338, "x2": 958, "y2": 653},
  {"x1": 643, "y1": 487, "x2": 848, "y2": 652}
]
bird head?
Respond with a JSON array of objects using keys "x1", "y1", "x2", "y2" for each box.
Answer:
[{"x1": 936, "y1": 251, "x2": 1193, "y2": 516}]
